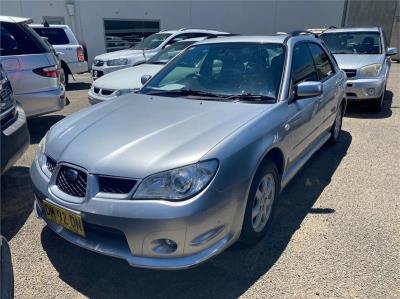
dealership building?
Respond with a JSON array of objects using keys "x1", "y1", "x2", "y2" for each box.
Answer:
[{"x1": 1, "y1": 0, "x2": 398, "y2": 65}]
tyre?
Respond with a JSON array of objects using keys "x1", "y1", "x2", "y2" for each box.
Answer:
[
  {"x1": 1, "y1": 236, "x2": 14, "y2": 299},
  {"x1": 370, "y1": 85, "x2": 385, "y2": 113},
  {"x1": 240, "y1": 160, "x2": 279, "y2": 245},
  {"x1": 61, "y1": 66, "x2": 69, "y2": 86},
  {"x1": 327, "y1": 102, "x2": 344, "y2": 145}
]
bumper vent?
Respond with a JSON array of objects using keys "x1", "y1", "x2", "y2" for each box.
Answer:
[
  {"x1": 343, "y1": 69, "x2": 357, "y2": 78},
  {"x1": 56, "y1": 166, "x2": 87, "y2": 198},
  {"x1": 98, "y1": 176, "x2": 137, "y2": 194},
  {"x1": 46, "y1": 156, "x2": 57, "y2": 173}
]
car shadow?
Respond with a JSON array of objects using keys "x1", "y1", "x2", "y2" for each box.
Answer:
[
  {"x1": 345, "y1": 90, "x2": 393, "y2": 119},
  {"x1": 27, "y1": 115, "x2": 65, "y2": 144},
  {"x1": 41, "y1": 131, "x2": 351, "y2": 299},
  {"x1": 66, "y1": 82, "x2": 92, "y2": 91},
  {"x1": 1, "y1": 166, "x2": 34, "y2": 240}
]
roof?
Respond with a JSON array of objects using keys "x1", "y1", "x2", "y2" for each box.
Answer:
[
  {"x1": 0, "y1": 15, "x2": 32, "y2": 23},
  {"x1": 195, "y1": 35, "x2": 289, "y2": 45},
  {"x1": 161, "y1": 29, "x2": 229, "y2": 35},
  {"x1": 322, "y1": 27, "x2": 380, "y2": 34}
]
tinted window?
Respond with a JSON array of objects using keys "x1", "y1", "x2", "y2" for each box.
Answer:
[
  {"x1": 33, "y1": 27, "x2": 69, "y2": 45},
  {"x1": 141, "y1": 43, "x2": 285, "y2": 99},
  {"x1": 166, "y1": 34, "x2": 191, "y2": 46},
  {"x1": 132, "y1": 33, "x2": 171, "y2": 50},
  {"x1": 320, "y1": 31, "x2": 381, "y2": 54},
  {"x1": 0, "y1": 22, "x2": 50, "y2": 56},
  {"x1": 291, "y1": 43, "x2": 318, "y2": 85},
  {"x1": 308, "y1": 43, "x2": 334, "y2": 80},
  {"x1": 147, "y1": 41, "x2": 194, "y2": 64},
  {"x1": 190, "y1": 33, "x2": 213, "y2": 38}
]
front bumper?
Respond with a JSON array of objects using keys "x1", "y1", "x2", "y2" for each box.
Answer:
[
  {"x1": 346, "y1": 77, "x2": 386, "y2": 101},
  {"x1": 1, "y1": 104, "x2": 30, "y2": 174},
  {"x1": 87, "y1": 88, "x2": 118, "y2": 105},
  {"x1": 30, "y1": 159, "x2": 240, "y2": 269},
  {"x1": 15, "y1": 85, "x2": 66, "y2": 118}
]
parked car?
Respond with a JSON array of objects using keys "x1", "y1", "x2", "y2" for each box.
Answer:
[
  {"x1": 0, "y1": 236, "x2": 14, "y2": 299},
  {"x1": 320, "y1": 27, "x2": 397, "y2": 112},
  {"x1": 91, "y1": 28, "x2": 230, "y2": 79},
  {"x1": 0, "y1": 16, "x2": 66, "y2": 117},
  {"x1": 88, "y1": 37, "x2": 205, "y2": 105},
  {"x1": 30, "y1": 33, "x2": 346, "y2": 269},
  {"x1": 1, "y1": 63, "x2": 30, "y2": 174},
  {"x1": 30, "y1": 24, "x2": 88, "y2": 85}
]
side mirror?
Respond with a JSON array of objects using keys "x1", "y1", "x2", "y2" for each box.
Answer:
[
  {"x1": 141, "y1": 74, "x2": 152, "y2": 85},
  {"x1": 296, "y1": 81, "x2": 323, "y2": 98},
  {"x1": 387, "y1": 47, "x2": 398, "y2": 56}
]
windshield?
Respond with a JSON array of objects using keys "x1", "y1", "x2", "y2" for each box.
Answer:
[
  {"x1": 320, "y1": 31, "x2": 381, "y2": 54},
  {"x1": 132, "y1": 33, "x2": 171, "y2": 50},
  {"x1": 147, "y1": 41, "x2": 195, "y2": 65},
  {"x1": 141, "y1": 42, "x2": 285, "y2": 101}
]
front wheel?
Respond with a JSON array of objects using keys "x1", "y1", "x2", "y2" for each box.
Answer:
[
  {"x1": 370, "y1": 85, "x2": 386, "y2": 113},
  {"x1": 240, "y1": 160, "x2": 279, "y2": 245},
  {"x1": 327, "y1": 103, "x2": 344, "y2": 145}
]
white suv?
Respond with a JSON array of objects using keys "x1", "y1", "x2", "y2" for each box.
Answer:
[
  {"x1": 30, "y1": 24, "x2": 88, "y2": 85},
  {"x1": 91, "y1": 28, "x2": 230, "y2": 79}
]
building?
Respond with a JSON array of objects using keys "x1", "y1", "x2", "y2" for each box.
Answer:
[{"x1": 1, "y1": 0, "x2": 397, "y2": 65}]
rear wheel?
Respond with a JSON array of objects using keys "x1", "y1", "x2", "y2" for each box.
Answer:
[
  {"x1": 61, "y1": 66, "x2": 69, "y2": 86},
  {"x1": 370, "y1": 85, "x2": 386, "y2": 113},
  {"x1": 240, "y1": 160, "x2": 279, "y2": 245}
]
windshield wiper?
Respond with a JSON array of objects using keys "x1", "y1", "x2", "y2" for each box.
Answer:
[
  {"x1": 226, "y1": 93, "x2": 276, "y2": 103},
  {"x1": 145, "y1": 89, "x2": 229, "y2": 99},
  {"x1": 148, "y1": 61, "x2": 167, "y2": 65}
]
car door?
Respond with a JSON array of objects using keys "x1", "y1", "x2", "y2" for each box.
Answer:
[
  {"x1": 284, "y1": 42, "x2": 324, "y2": 167},
  {"x1": 307, "y1": 42, "x2": 339, "y2": 133}
]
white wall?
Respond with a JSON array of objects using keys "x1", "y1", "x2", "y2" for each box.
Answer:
[{"x1": 1, "y1": 0, "x2": 345, "y2": 65}]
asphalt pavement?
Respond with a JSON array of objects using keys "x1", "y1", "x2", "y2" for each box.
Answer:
[{"x1": 1, "y1": 65, "x2": 399, "y2": 298}]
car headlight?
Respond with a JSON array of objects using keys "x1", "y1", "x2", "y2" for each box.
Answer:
[
  {"x1": 106, "y1": 58, "x2": 128, "y2": 66},
  {"x1": 359, "y1": 63, "x2": 382, "y2": 78},
  {"x1": 115, "y1": 89, "x2": 135, "y2": 96},
  {"x1": 36, "y1": 134, "x2": 47, "y2": 165},
  {"x1": 133, "y1": 159, "x2": 219, "y2": 201}
]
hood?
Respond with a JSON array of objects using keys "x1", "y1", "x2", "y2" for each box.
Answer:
[
  {"x1": 333, "y1": 54, "x2": 385, "y2": 69},
  {"x1": 94, "y1": 49, "x2": 145, "y2": 61},
  {"x1": 46, "y1": 94, "x2": 268, "y2": 178},
  {"x1": 93, "y1": 64, "x2": 164, "y2": 90}
]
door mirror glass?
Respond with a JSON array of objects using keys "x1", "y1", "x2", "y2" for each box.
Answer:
[
  {"x1": 141, "y1": 74, "x2": 152, "y2": 85},
  {"x1": 296, "y1": 81, "x2": 323, "y2": 98},
  {"x1": 387, "y1": 47, "x2": 397, "y2": 56}
]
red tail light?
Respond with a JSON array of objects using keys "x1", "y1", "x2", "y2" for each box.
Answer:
[
  {"x1": 33, "y1": 66, "x2": 58, "y2": 78},
  {"x1": 77, "y1": 46, "x2": 85, "y2": 62}
]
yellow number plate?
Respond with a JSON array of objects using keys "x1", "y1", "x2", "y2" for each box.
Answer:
[{"x1": 43, "y1": 201, "x2": 85, "y2": 237}]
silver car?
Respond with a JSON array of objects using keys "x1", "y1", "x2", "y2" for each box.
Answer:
[
  {"x1": 30, "y1": 33, "x2": 346, "y2": 269},
  {"x1": 320, "y1": 27, "x2": 397, "y2": 112},
  {"x1": 0, "y1": 16, "x2": 66, "y2": 117}
]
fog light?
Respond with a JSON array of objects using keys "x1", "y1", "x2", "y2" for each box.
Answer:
[
  {"x1": 367, "y1": 88, "x2": 375, "y2": 96},
  {"x1": 151, "y1": 238, "x2": 178, "y2": 254}
]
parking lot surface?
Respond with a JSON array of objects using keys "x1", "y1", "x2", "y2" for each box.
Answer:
[{"x1": 2, "y1": 65, "x2": 399, "y2": 298}]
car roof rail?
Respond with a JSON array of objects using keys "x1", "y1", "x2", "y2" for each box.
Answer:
[
  {"x1": 288, "y1": 30, "x2": 318, "y2": 37},
  {"x1": 205, "y1": 33, "x2": 239, "y2": 39}
]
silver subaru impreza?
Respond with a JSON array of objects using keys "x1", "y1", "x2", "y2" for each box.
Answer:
[{"x1": 30, "y1": 33, "x2": 346, "y2": 269}]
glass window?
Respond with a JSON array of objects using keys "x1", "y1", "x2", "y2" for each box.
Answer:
[
  {"x1": 132, "y1": 33, "x2": 171, "y2": 50},
  {"x1": 147, "y1": 40, "x2": 195, "y2": 64},
  {"x1": 308, "y1": 43, "x2": 334, "y2": 80},
  {"x1": 320, "y1": 31, "x2": 381, "y2": 54},
  {"x1": 291, "y1": 43, "x2": 318, "y2": 85},
  {"x1": 141, "y1": 42, "x2": 285, "y2": 100},
  {"x1": 0, "y1": 22, "x2": 50, "y2": 56},
  {"x1": 165, "y1": 34, "x2": 191, "y2": 46},
  {"x1": 32, "y1": 28, "x2": 69, "y2": 45},
  {"x1": 103, "y1": 19, "x2": 160, "y2": 52}
]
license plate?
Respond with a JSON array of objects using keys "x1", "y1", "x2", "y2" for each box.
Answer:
[{"x1": 43, "y1": 201, "x2": 85, "y2": 237}]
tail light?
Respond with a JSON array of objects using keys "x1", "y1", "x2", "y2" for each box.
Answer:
[
  {"x1": 33, "y1": 66, "x2": 58, "y2": 78},
  {"x1": 77, "y1": 46, "x2": 85, "y2": 62}
]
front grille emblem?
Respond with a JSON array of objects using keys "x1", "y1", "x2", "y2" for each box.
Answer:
[{"x1": 65, "y1": 168, "x2": 79, "y2": 181}]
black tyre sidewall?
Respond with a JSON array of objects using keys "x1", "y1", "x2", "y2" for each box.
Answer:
[
  {"x1": 1, "y1": 236, "x2": 14, "y2": 299},
  {"x1": 328, "y1": 102, "x2": 344, "y2": 145},
  {"x1": 240, "y1": 160, "x2": 280, "y2": 245}
]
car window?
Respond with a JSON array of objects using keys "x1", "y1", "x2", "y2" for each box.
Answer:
[
  {"x1": 32, "y1": 27, "x2": 70, "y2": 45},
  {"x1": 291, "y1": 43, "x2": 318, "y2": 85},
  {"x1": 320, "y1": 31, "x2": 381, "y2": 54},
  {"x1": 0, "y1": 22, "x2": 50, "y2": 56},
  {"x1": 166, "y1": 34, "x2": 191, "y2": 46},
  {"x1": 190, "y1": 33, "x2": 213, "y2": 38},
  {"x1": 307, "y1": 43, "x2": 334, "y2": 80},
  {"x1": 141, "y1": 42, "x2": 285, "y2": 99},
  {"x1": 147, "y1": 41, "x2": 194, "y2": 64},
  {"x1": 132, "y1": 33, "x2": 171, "y2": 50}
]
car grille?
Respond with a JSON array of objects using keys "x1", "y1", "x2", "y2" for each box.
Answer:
[
  {"x1": 101, "y1": 88, "x2": 114, "y2": 96},
  {"x1": 343, "y1": 69, "x2": 357, "y2": 78},
  {"x1": 46, "y1": 156, "x2": 57, "y2": 173},
  {"x1": 93, "y1": 87, "x2": 100, "y2": 94},
  {"x1": 56, "y1": 166, "x2": 87, "y2": 198},
  {"x1": 98, "y1": 176, "x2": 137, "y2": 194},
  {"x1": 93, "y1": 59, "x2": 104, "y2": 67}
]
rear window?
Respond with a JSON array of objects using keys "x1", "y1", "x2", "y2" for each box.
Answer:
[
  {"x1": 0, "y1": 22, "x2": 50, "y2": 56},
  {"x1": 33, "y1": 27, "x2": 69, "y2": 45}
]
